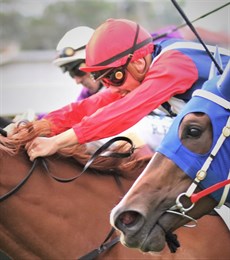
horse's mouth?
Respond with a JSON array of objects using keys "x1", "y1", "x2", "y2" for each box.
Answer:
[
  {"x1": 140, "y1": 223, "x2": 166, "y2": 252},
  {"x1": 119, "y1": 212, "x2": 181, "y2": 253},
  {"x1": 119, "y1": 222, "x2": 167, "y2": 253}
]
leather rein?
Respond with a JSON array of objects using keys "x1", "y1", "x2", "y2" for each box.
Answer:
[
  {"x1": 0, "y1": 133, "x2": 135, "y2": 259},
  {"x1": 0, "y1": 135, "x2": 134, "y2": 201}
]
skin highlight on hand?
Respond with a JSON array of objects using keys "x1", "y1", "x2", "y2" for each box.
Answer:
[{"x1": 25, "y1": 129, "x2": 78, "y2": 161}]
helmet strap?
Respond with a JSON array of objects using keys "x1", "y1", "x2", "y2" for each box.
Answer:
[
  {"x1": 123, "y1": 24, "x2": 140, "y2": 68},
  {"x1": 94, "y1": 23, "x2": 152, "y2": 67}
]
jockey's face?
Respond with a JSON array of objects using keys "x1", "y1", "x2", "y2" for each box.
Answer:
[
  {"x1": 108, "y1": 70, "x2": 140, "y2": 96},
  {"x1": 108, "y1": 57, "x2": 148, "y2": 96},
  {"x1": 74, "y1": 73, "x2": 101, "y2": 94}
]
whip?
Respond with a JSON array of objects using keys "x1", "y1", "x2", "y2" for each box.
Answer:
[{"x1": 170, "y1": 0, "x2": 226, "y2": 74}]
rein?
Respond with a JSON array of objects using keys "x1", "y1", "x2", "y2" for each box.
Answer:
[
  {"x1": 44, "y1": 136, "x2": 135, "y2": 183},
  {"x1": 0, "y1": 136, "x2": 134, "y2": 201},
  {"x1": 191, "y1": 177, "x2": 230, "y2": 204},
  {"x1": 0, "y1": 134, "x2": 135, "y2": 258},
  {"x1": 78, "y1": 228, "x2": 120, "y2": 260},
  {"x1": 0, "y1": 158, "x2": 39, "y2": 202}
]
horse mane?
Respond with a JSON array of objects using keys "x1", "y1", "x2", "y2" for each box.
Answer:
[{"x1": 0, "y1": 120, "x2": 152, "y2": 178}]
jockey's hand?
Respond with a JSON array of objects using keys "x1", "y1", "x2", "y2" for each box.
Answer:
[
  {"x1": 25, "y1": 129, "x2": 78, "y2": 161},
  {"x1": 25, "y1": 136, "x2": 59, "y2": 161}
]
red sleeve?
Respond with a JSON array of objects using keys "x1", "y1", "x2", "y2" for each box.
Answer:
[
  {"x1": 74, "y1": 50, "x2": 198, "y2": 143},
  {"x1": 44, "y1": 89, "x2": 121, "y2": 135}
]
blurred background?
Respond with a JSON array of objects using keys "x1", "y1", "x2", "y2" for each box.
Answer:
[{"x1": 0, "y1": 0, "x2": 229, "y2": 117}]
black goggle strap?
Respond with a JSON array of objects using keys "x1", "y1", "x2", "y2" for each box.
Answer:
[
  {"x1": 58, "y1": 45, "x2": 86, "y2": 58},
  {"x1": 69, "y1": 67, "x2": 87, "y2": 78},
  {"x1": 61, "y1": 60, "x2": 85, "y2": 73},
  {"x1": 108, "y1": 24, "x2": 140, "y2": 83},
  {"x1": 94, "y1": 66, "x2": 126, "y2": 83},
  {"x1": 123, "y1": 23, "x2": 140, "y2": 69},
  {"x1": 94, "y1": 25, "x2": 152, "y2": 67},
  {"x1": 93, "y1": 68, "x2": 114, "y2": 81},
  {"x1": 93, "y1": 24, "x2": 141, "y2": 82},
  {"x1": 111, "y1": 24, "x2": 140, "y2": 84}
]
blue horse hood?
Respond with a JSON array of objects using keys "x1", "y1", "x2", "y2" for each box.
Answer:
[{"x1": 157, "y1": 76, "x2": 230, "y2": 203}]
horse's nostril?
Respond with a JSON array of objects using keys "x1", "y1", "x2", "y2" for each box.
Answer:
[
  {"x1": 113, "y1": 210, "x2": 145, "y2": 235},
  {"x1": 117, "y1": 211, "x2": 140, "y2": 227}
]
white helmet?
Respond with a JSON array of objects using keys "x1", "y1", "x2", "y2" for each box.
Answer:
[{"x1": 53, "y1": 26, "x2": 95, "y2": 67}]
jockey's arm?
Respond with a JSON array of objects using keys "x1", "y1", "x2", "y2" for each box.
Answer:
[
  {"x1": 26, "y1": 128, "x2": 78, "y2": 161},
  {"x1": 53, "y1": 128, "x2": 78, "y2": 148}
]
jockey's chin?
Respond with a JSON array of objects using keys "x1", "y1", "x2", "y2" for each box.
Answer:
[{"x1": 109, "y1": 87, "x2": 130, "y2": 96}]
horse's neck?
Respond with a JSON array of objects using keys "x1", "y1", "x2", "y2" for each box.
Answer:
[
  {"x1": 0, "y1": 152, "x2": 139, "y2": 258},
  {"x1": 1, "y1": 152, "x2": 230, "y2": 259}
]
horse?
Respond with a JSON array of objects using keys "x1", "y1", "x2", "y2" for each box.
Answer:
[
  {"x1": 110, "y1": 59, "x2": 230, "y2": 256},
  {"x1": 0, "y1": 120, "x2": 230, "y2": 259}
]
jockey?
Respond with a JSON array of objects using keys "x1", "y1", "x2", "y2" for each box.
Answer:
[
  {"x1": 53, "y1": 26, "x2": 104, "y2": 102},
  {"x1": 22, "y1": 18, "x2": 229, "y2": 161},
  {"x1": 51, "y1": 26, "x2": 177, "y2": 151}
]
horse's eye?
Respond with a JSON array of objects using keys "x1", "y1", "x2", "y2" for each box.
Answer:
[{"x1": 186, "y1": 127, "x2": 202, "y2": 138}]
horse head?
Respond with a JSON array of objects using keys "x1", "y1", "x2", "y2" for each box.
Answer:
[{"x1": 110, "y1": 60, "x2": 230, "y2": 253}]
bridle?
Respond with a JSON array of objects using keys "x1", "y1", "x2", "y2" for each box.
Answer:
[
  {"x1": 162, "y1": 0, "x2": 230, "y2": 227},
  {"x1": 166, "y1": 88, "x2": 230, "y2": 225}
]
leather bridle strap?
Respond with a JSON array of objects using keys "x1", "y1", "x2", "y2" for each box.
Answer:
[
  {"x1": 78, "y1": 228, "x2": 120, "y2": 260},
  {"x1": 0, "y1": 136, "x2": 134, "y2": 259},
  {"x1": 0, "y1": 136, "x2": 135, "y2": 200},
  {"x1": 48, "y1": 136, "x2": 135, "y2": 183},
  {"x1": 0, "y1": 157, "x2": 39, "y2": 202}
]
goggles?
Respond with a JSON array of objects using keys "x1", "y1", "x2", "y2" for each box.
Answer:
[
  {"x1": 61, "y1": 61, "x2": 86, "y2": 78},
  {"x1": 68, "y1": 62, "x2": 87, "y2": 78},
  {"x1": 91, "y1": 67, "x2": 127, "y2": 87},
  {"x1": 90, "y1": 24, "x2": 141, "y2": 87}
]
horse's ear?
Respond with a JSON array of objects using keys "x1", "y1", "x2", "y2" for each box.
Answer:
[
  {"x1": 208, "y1": 46, "x2": 223, "y2": 80},
  {"x1": 209, "y1": 46, "x2": 230, "y2": 101},
  {"x1": 217, "y1": 60, "x2": 230, "y2": 101}
]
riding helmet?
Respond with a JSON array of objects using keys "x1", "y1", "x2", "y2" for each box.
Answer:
[{"x1": 81, "y1": 18, "x2": 154, "y2": 72}]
